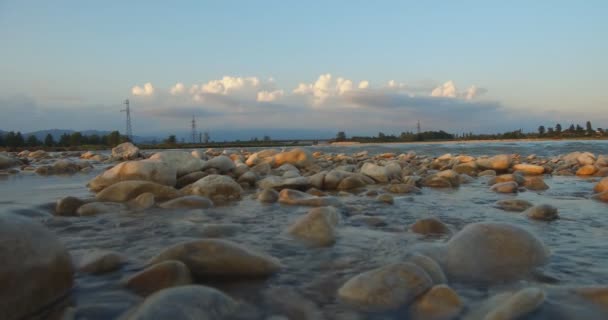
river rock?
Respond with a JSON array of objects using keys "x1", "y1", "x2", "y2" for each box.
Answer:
[
  {"x1": 237, "y1": 171, "x2": 257, "y2": 185},
  {"x1": 476, "y1": 154, "x2": 512, "y2": 171},
  {"x1": 258, "y1": 188, "x2": 279, "y2": 203},
  {"x1": 182, "y1": 175, "x2": 242, "y2": 202},
  {"x1": 258, "y1": 176, "x2": 310, "y2": 190},
  {"x1": 376, "y1": 193, "x2": 394, "y2": 204},
  {"x1": 0, "y1": 154, "x2": 18, "y2": 169},
  {"x1": 96, "y1": 180, "x2": 181, "y2": 202},
  {"x1": 513, "y1": 163, "x2": 545, "y2": 175},
  {"x1": 55, "y1": 196, "x2": 86, "y2": 216},
  {"x1": 77, "y1": 202, "x2": 127, "y2": 216},
  {"x1": 337, "y1": 174, "x2": 372, "y2": 190},
  {"x1": 453, "y1": 161, "x2": 478, "y2": 175},
  {"x1": 246, "y1": 149, "x2": 278, "y2": 166},
  {"x1": 421, "y1": 175, "x2": 455, "y2": 188},
  {"x1": 112, "y1": 142, "x2": 140, "y2": 160},
  {"x1": 88, "y1": 160, "x2": 177, "y2": 192},
  {"x1": 483, "y1": 287, "x2": 545, "y2": 320},
  {"x1": 490, "y1": 181, "x2": 518, "y2": 193},
  {"x1": 287, "y1": 206, "x2": 341, "y2": 246},
  {"x1": 273, "y1": 148, "x2": 313, "y2": 168},
  {"x1": 386, "y1": 183, "x2": 421, "y2": 194},
  {"x1": 150, "y1": 151, "x2": 205, "y2": 177},
  {"x1": 443, "y1": 222, "x2": 549, "y2": 283},
  {"x1": 337, "y1": 262, "x2": 433, "y2": 310},
  {"x1": 406, "y1": 253, "x2": 447, "y2": 285},
  {"x1": 28, "y1": 149, "x2": 48, "y2": 159},
  {"x1": 130, "y1": 192, "x2": 156, "y2": 210},
  {"x1": 323, "y1": 170, "x2": 353, "y2": 190},
  {"x1": 494, "y1": 199, "x2": 533, "y2": 212},
  {"x1": 124, "y1": 285, "x2": 236, "y2": 320},
  {"x1": 411, "y1": 217, "x2": 449, "y2": 235},
  {"x1": 159, "y1": 196, "x2": 213, "y2": 209},
  {"x1": 488, "y1": 173, "x2": 525, "y2": 186},
  {"x1": 124, "y1": 261, "x2": 192, "y2": 297},
  {"x1": 523, "y1": 176, "x2": 549, "y2": 190},
  {"x1": 591, "y1": 191, "x2": 608, "y2": 202},
  {"x1": 596, "y1": 155, "x2": 608, "y2": 167},
  {"x1": 525, "y1": 204, "x2": 558, "y2": 221},
  {"x1": 478, "y1": 170, "x2": 496, "y2": 177},
  {"x1": 149, "y1": 239, "x2": 281, "y2": 278},
  {"x1": 409, "y1": 284, "x2": 462, "y2": 320},
  {"x1": 78, "y1": 250, "x2": 126, "y2": 274},
  {"x1": 573, "y1": 286, "x2": 608, "y2": 309},
  {"x1": 202, "y1": 155, "x2": 235, "y2": 173},
  {"x1": 593, "y1": 177, "x2": 608, "y2": 193},
  {"x1": 577, "y1": 165, "x2": 598, "y2": 176},
  {"x1": 278, "y1": 189, "x2": 339, "y2": 206},
  {"x1": 350, "y1": 215, "x2": 387, "y2": 227},
  {"x1": 361, "y1": 163, "x2": 389, "y2": 183},
  {"x1": 577, "y1": 152, "x2": 596, "y2": 165},
  {"x1": 176, "y1": 172, "x2": 206, "y2": 189},
  {"x1": 191, "y1": 150, "x2": 207, "y2": 160},
  {"x1": 0, "y1": 213, "x2": 73, "y2": 320}
]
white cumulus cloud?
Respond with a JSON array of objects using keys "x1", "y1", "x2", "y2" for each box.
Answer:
[
  {"x1": 131, "y1": 82, "x2": 155, "y2": 96},
  {"x1": 257, "y1": 90, "x2": 284, "y2": 102},
  {"x1": 170, "y1": 82, "x2": 185, "y2": 95},
  {"x1": 358, "y1": 80, "x2": 370, "y2": 89},
  {"x1": 431, "y1": 80, "x2": 457, "y2": 98},
  {"x1": 200, "y1": 76, "x2": 261, "y2": 95}
]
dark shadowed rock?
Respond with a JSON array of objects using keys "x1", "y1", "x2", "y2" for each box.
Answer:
[{"x1": 124, "y1": 260, "x2": 192, "y2": 297}]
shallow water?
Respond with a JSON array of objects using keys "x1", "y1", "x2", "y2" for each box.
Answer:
[{"x1": 1, "y1": 140, "x2": 608, "y2": 319}]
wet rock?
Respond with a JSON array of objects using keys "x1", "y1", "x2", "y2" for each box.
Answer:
[
  {"x1": 443, "y1": 222, "x2": 549, "y2": 283},
  {"x1": 251, "y1": 162, "x2": 272, "y2": 176},
  {"x1": 421, "y1": 175, "x2": 454, "y2": 188},
  {"x1": 149, "y1": 239, "x2": 282, "y2": 278},
  {"x1": 386, "y1": 183, "x2": 421, "y2": 194},
  {"x1": 494, "y1": 199, "x2": 534, "y2": 212},
  {"x1": 246, "y1": 149, "x2": 278, "y2": 166},
  {"x1": 258, "y1": 176, "x2": 310, "y2": 190},
  {"x1": 28, "y1": 149, "x2": 48, "y2": 159},
  {"x1": 577, "y1": 152, "x2": 596, "y2": 165},
  {"x1": 409, "y1": 284, "x2": 462, "y2": 320},
  {"x1": 124, "y1": 285, "x2": 236, "y2": 320},
  {"x1": 237, "y1": 171, "x2": 257, "y2": 185},
  {"x1": 338, "y1": 262, "x2": 433, "y2": 310},
  {"x1": 361, "y1": 162, "x2": 389, "y2": 183},
  {"x1": 258, "y1": 188, "x2": 279, "y2": 203},
  {"x1": 376, "y1": 194, "x2": 394, "y2": 204},
  {"x1": 192, "y1": 224, "x2": 241, "y2": 238},
  {"x1": 406, "y1": 253, "x2": 447, "y2": 285},
  {"x1": 278, "y1": 189, "x2": 339, "y2": 206},
  {"x1": 182, "y1": 174, "x2": 242, "y2": 202},
  {"x1": 124, "y1": 261, "x2": 192, "y2": 297},
  {"x1": 483, "y1": 287, "x2": 545, "y2": 320},
  {"x1": 525, "y1": 204, "x2": 558, "y2": 221},
  {"x1": 411, "y1": 217, "x2": 449, "y2": 235},
  {"x1": 591, "y1": 191, "x2": 608, "y2": 202},
  {"x1": 490, "y1": 181, "x2": 518, "y2": 193},
  {"x1": 150, "y1": 151, "x2": 205, "y2": 176},
  {"x1": 476, "y1": 154, "x2": 512, "y2": 171},
  {"x1": 264, "y1": 286, "x2": 324, "y2": 320},
  {"x1": 523, "y1": 176, "x2": 549, "y2": 190},
  {"x1": 112, "y1": 142, "x2": 140, "y2": 160},
  {"x1": 513, "y1": 163, "x2": 545, "y2": 175},
  {"x1": 273, "y1": 148, "x2": 313, "y2": 168},
  {"x1": 287, "y1": 206, "x2": 341, "y2": 246},
  {"x1": 202, "y1": 155, "x2": 235, "y2": 173},
  {"x1": 55, "y1": 196, "x2": 86, "y2": 216},
  {"x1": 324, "y1": 170, "x2": 353, "y2": 190},
  {"x1": 175, "y1": 171, "x2": 206, "y2": 189},
  {"x1": 77, "y1": 202, "x2": 127, "y2": 216},
  {"x1": 577, "y1": 165, "x2": 598, "y2": 176},
  {"x1": 96, "y1": 180, "x2": 181, "y2": 202},
  {"x1": 337, "y1": 174, "x2": 371, "y2": 190},
  {"x1": 596, "y1": 155, "x2": 608, "y2": 167},
  {"x1": 130, "y1": 192, "x2": 156, "y2": 210},
  {"x1": 88, "y1": 160, "x2": 177, "y2": 192},
  {"x1": 593, "y1": 177, "x2": 608, "y2": 193},
  {"x1": 159, "y1": 196, "x2": 213, "y2": 209},
  {"x1": 453, "y1": 161, "x2": 478, "y2": 175},
  {"x1": 0, "y1": 213, "x2": 73, "y2": 320},
  {"x1": 573, "y1": 286, "x2": 608, "y2": 309},
  {"x1": 478, "y1": 170, "x2": 496, "y2": 177},
  {"x1": 488, "y1": 173, "x2": 525, "y2": 186},
  {"x1": 350, "y1": 215, "x2": 387, "y2": 227},
  {"x1": 78, "y1": 250, "x2": 126, "y2": 274}
]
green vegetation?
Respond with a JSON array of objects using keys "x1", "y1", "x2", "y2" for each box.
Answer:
[{"x1": 0, "y1": 130, "x2": 128, "y2": 151}]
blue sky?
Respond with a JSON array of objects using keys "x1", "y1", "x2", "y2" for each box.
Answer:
[{"x1": 1, "y1": 1, "x2": 607, "y2": 138}]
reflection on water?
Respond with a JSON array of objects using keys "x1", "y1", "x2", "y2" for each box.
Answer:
[{"x1": 1, "y1": 140, "x2": 607, "y2": 319}]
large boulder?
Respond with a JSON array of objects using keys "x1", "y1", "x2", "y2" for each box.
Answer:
[
  {"x1": 149, "y1": 239, "x2": 281, "y2": 279},
  {"x1": 181, "y1": 175, "x2": 242, "y2": 201},
  {"x1": 443, "y1": 222, "x2": 549, "y2": 283},
  {"x1": 124, "y1": 285, "x2": 236, "y2": 320},
  {"x1": 360, "y1": 163, "x2": 389, "y2": 183},
  {"x1": 476, "y1": 154, "x2": 512, "y2": 171},
  {"x1": 0, "y1": 154, "x2": 18, "y2": 169},
  {"x1": 124, "y1": 260, "x2": 192, "y2": 297},
  {"x1": 95, "y1": 180, "x2": 181, "y2": 202},
  {"x1": 150, "y1": 151, "x2": 205, "y2": 177},
  {"x1": 278, "y1": 189, "x2": 340, "y2": 206},
  {"x1": 287, "y1": 206, "x2": 341, "y2": 246},
  {"x1": 246, "y1": 149, "x2": 279, "y2": 167},
  {"x1": 88, "y1": 160, "x2": 177, "y2": 192},
  {"x1": 273, "y1": 148, "x2": 313, "y2": 168},
  {"x1": 594, "y1": 177, "x2": 608, "y2": 193},
  {"x1": 338, "y1": 262, "x2": 433, "y2": 310},
  {"x1": 202, "y1": 155, "x2": 235, "y2": 173},
  {"x1": 112, "y1": 142, "x2": 140, "y2": 160},
  {"x1": 0, "y1": 213, "x2": 73, "y2": 320}
]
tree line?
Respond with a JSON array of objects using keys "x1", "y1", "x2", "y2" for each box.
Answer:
[{"x1": 0, "y1": 131, "x2": 128, "y2": 149}]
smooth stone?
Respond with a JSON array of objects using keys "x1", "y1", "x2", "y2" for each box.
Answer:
[
  {"x1": 323, "y1": 170, "x2": 353, "y2": 190},
  {"x1": 594, "y1": 177, "x2": 608, "y2": 193},
  {"x1": 577, "y1": 165, "x2": 598, "y2": 176},
  {"x1": 523, "y1": 176, "x2": 549, "y2": 190},
  {"x1": 0, "y1": 213, "x2": 73, "y2": 320},
  {"x1": 287, "y1": 206, "x2": 341, "y2": 246},
  {"x1": 386, "y1": 183, "x2": 421, "y2": 194},
  {"x1": 159, "y1": 196, "x2": 213, "y2": 209},
  {"x1": 181, "y1": 174, "x2": 243, "y2": 202},
  {"x1": 77, "y1": 202, "x2": 127, "y2": 216},
  {"x1": 337, "y1": 262, "x2": 433, "y2": 311},
  {"x1": 124, "y1": 285, "x2": 236, "y2": 320},
  {"x1": 361, "y1": 162, "x2": 390, "y2": 183},
  {"x1": 376, "y1": 194, "x2": 394, "y2": 204},
  {"x1": 96, "y1": 180, "x2": 181, "y2": 202},
  {"x1": 411, "y1": 217, "x2": 449, "y2": 235},
  {"x1": 490, "y1": 181, "x2": 518, "y2": 193},
  {"x1": 489, "y1": 174, "x2": 525, "y2": 186},
  {"x1": 28, "y1": 149, "x2": 48, "y2": 159},
  {"x1": 513, "y1": 163, "x2": 545, "y2": 175},
  {"x1": 476, "y1": 154, "x2": 512, "y2": 171},
  {"x1": 149, "y1": 239, "x2": 282, "y2": 278},
  {"x1": 494, "y1": 199, "x2": 534, "y2": 212},
  {"x1": 112, "y1": 142, "x2": 140, "y2": 160},
  {"x1": 55, "y1": 196, "x2": 86, "y2": 216},
  {"x1": 421, "y1": 175, "x2": 454, "y2": 188},
  {"x1": 246, "y1": 149, "x2": 278, "y2": 166},
  {"x1": 591, "y1": 191, "x2": 608, "y2": 202},
  {"x1": 478, "y1": 170, "x2": 497, "y2": 177},
  {"x1": 573, "y1": 286, "x2": 608, "y2": 309},
  {"x1": 349, "y1": 215, "x2": 387, "y2": 227},
  {"x1": 0, "y1": 154, "x2": 19, "y2": 170},
  {"x1": 273, "y1": 148, "x2": 313, "y2": 168},
  {"x1": 337, "y1": 175, "x2": 370, "y2": 190},
  {"x1": 410, "y1": 284, "x2": 462, "y2": 320},
  {"x1": 78, "y1": 250, "x2": 126, "y2": 274},
  {"x1": 483, "y1": 287, "x2": 545, "y2": 320},
  {"x1": 175, "y1": 171, "x2": 206, "y2": 189},
  {"x1": 130, "y1": 192, "x2": 156, "y2": 210},
  {"x1": 202, "y1": 155, "x2": 235, "y2": 173},
  {"x1": 250, "y1": 162, "x2": 272, "y2": 175},
  {"x1": 124, "y1": 261, "x2": 192, "y2": 297},
  {"x1": 237, "y1": 171, "x2": 257, "y2": 185},
  {"x1": 525, "y1": 204, "x2": 559, "y2": 221},
  {"x1": 258, "y1": 188, "x2": 279, "y2": 203},
  {"x1": 88, "y1": 160, "x2": 177, "y2": 192},
  {"x1": 150, "y1": 151, "x2": 205, "y2": 177},
  {"x1": 453, "y1": 161, "x2": 478, "y2": 175},
  {"x1": 444, "y1": 222, "x2": 549, "y2": 283},
  {"x1": 258, "y1": 176, "x2": 310, "y2": 190},
  {"x1": 406, "y1": 253, "x2": 447, "y2": 285},
  {"x1": 278, "y1": 189, "x2": 339, "y2": 206}
]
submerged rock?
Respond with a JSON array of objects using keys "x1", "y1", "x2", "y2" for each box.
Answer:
[
  {"x1": 78, "y1": 250, "x2": 126, "y2": 274},
  {"x1": 409, "y1": 284, "x2": 462, "y2": 320},
  {"x1": 411, "y1": 217, "x2": 449, "y2": 235},
  {"x1": 287, "y1": 206, "x2": 341, "y2": 246},
  {"x1": 483, "y1": 287, "x2": 545, "y2": 320},
  {"x1": 490, "y1": 181, "x2": 519, "y2": 193},
  {"x1": 258, "y1": 188, "x2": 279, "y2": 203},
  {"x1": 124, "y1": 260, "x2": 192, "y2": 297},
  {"x1": 494, "y1": 199, "x2": 534, "y2": 212},
  {"x1": 0, "y1": 213, "x2": 73, "y2": 320},
  {"x1": 523, "y1": 176, "x2": 549, "y2": 190},
  {"x1": 77, "y1": 202, "x2": 127, "y2": 216},
  {"x1": 278, "y1": 189, "x2": 339, "y2": 206},
  {"x1": 149, "y1": 239, "x2": 281, "y2": 279},
  {"x1": 376, "y1": 194, "x2": 394, "y2": 204},
  {"x1": 159, "y1": 196, "x2": 213, "y2": 209},
  {"x1": 525, "y1": 204, "x2": 559, "y2": 221},
  {"x1": 55, "y1": 196, "x2": 86, "y2": 216}
]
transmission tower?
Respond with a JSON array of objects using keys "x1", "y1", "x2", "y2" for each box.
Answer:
[
  {"x1": 191, "y1": 115, "x2": 197, "y2": 143},
  {"x1": 416, "y1": 120, "x2": 421, "y2": 135},
  {"x1": 121, "y1": 99, "x2": 133, "y2": 141}
]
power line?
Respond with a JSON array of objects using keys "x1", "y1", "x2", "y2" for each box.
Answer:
[{"x1": 121, "y1": 99, "x2": 133, "y2": 141}]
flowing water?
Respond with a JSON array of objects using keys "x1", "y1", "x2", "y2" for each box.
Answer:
[{"x1": 2, "y1": 140, "x2": 608, "y2": 319}]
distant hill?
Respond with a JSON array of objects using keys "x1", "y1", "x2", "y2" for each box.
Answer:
[{"x1": 0, "y1": 128, "x2": 155, "y2": 144}]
